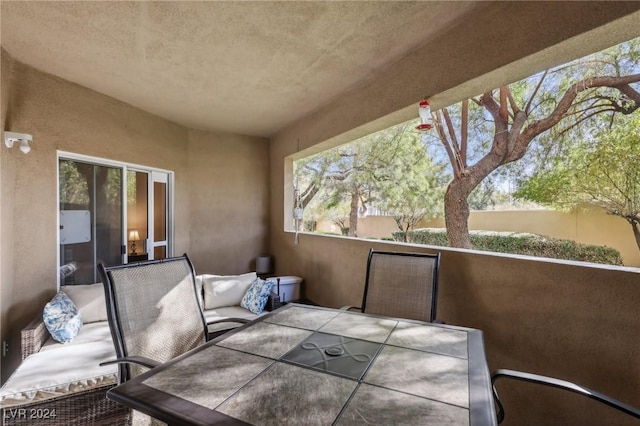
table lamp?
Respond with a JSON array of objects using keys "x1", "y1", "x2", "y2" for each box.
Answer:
[
  {"x1": 256, "y1": 255, "x2": 272, "y2": 278},
  {"x1": 128, "y1": 230, "x2": 140, "y2": 255}
]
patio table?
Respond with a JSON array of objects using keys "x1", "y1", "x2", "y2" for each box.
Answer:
[{"x1": 107, "y1": 303, "x2": 497, "y2": 425}]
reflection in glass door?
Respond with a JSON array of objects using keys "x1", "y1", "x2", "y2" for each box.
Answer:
[
  {"x1": 126, "y1": 170, "x2": 149, "y2": 261},
  {"x1": 59, "y1": 160, "x2": 123, "y2": 284}
]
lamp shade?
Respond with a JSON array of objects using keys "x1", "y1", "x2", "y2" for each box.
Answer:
[
  {"x1": 128, "y1": 230, "x2": 140, "y2": 241},
  {"x1": 256, "y1": 255, "x2": 272, "y2": 275}
]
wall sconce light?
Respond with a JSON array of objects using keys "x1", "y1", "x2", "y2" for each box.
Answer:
[
  {"x1": 128, "y1": 230, "x2": 140, "y2": 255},
  {"x1": 4, "y1": 131, "x2": 34, "y2": 154}
]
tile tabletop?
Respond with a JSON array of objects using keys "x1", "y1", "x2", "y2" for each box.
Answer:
[
  {"x1": 143, "y1": 346, "x2": 273, "y2": 409},
  {"x1": 318, "y1": 311, "x2": 397, "y2": 343},
  {"x1": 388, "y1": 320, "x2": 469, "y2": 358},
  {"x1": 264, "y1": 305, "x2": 340, "y2": 330},
  {"x1": 108, "y1": 304, "x2": 497, "y2": 426}
]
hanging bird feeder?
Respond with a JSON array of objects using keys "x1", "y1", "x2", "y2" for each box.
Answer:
[{"x1": 416, "y1": 100, "x2": 433, "y2": 131}]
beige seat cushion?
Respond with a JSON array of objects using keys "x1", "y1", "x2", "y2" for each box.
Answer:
[
  {"x1": 201, "y1": 273, "x2": 257, "y2": 309},
  {"x1": 62, "y1": 283, "x2": 108, "y2": 324},
  {"x1": 0, "y1": 322, "x2": 117, "y2": 407}
]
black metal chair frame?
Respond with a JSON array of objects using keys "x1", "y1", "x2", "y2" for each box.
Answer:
[
  {"x1": 491, "y1": 369, "x2": 640, "y2": 423},
  {"x1": 99, "y1": 254, "x2": 249, "y2": 383},
  {"x1": 356, "y1": 249, "x2": 441, "y2": 323}
]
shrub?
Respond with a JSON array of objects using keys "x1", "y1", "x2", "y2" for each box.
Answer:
[
  {"x1": 391, "y1": 231, "x2": 407, "y2": 242},
  {"x1": 407, "y1": 228, "x2": 623, "y2": 265}
]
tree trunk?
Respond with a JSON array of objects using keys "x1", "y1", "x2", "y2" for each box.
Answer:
[
  {"x1": 444, "y1": 179, "x2": 472, "y2": 249},
  {"x1": 349, "y1": 190, "x2": 359, "y2": 237},
  {"x1": 629, "y1": 220, "x2": 640, "y2": 252}
]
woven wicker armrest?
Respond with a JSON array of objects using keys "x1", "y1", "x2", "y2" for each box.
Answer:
[{"x1": 21, "y1": 316, "x2": 49, "y2": 360}]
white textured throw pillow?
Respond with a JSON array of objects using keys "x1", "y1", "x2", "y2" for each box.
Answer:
[
  {"x1": 62, "y1": 283, "x2": 108, "y2": 324},
  {"x1": 203, "y1": 272, "x2": 257, "y2": 309}
]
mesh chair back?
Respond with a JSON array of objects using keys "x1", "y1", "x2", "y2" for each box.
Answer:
[
  {"x1": 362, "y1": 250, "x2": 440, "y2": 322},
  {"x1": 99, "y1": 255, "x2": 206, "y2": 382}
]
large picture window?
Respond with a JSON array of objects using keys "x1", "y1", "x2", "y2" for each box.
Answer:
[{"x1": 289, "y1": 37, "x2": 640, "y2": 268}]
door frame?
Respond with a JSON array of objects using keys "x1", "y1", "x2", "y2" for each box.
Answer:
[{"x1": 56, "y1": 151, "x2": 175, "y2": 289}]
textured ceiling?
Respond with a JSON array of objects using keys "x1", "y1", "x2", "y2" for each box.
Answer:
[{"x1": 0, "y1": 1, "x2": 482, "y2": 137}]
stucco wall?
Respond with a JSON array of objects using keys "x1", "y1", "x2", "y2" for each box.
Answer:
[
  {"x1": 187, "y1": 128, "x2": 270, "y2": 274},
  {"x1": 269, "y1": 4, "x2": 640, "y2": 425},
  {"x1": 317, "y1": 207, "x2": 640, "y2": 267},
  {"x1": 273, "y1": 233, "x2": 640, "y2": 425},
  {"x1": 0, "y1": 57, "x2": 269, "y2": 381}
]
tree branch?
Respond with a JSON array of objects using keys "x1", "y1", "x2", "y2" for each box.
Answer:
[
  {"x1": 506, "y1": 87, "x2": 521, "y2": 118},
  {"x1": 479, "y1": 91, "x2": 509, "y2": 157},
  {"x1": 555, "y1": 107, "x2": 616, "y2": 137},
  {"x1": 613, "y1": 83, "x2": 640, "y2": 109},
  {"x1": 522, "y1": 74, "x2": 640, "y2": 141},
  {"x1": 301, "y1": 182, "x2": 319, "y2": 208},
  {"x1": 461, "y1": 100, "x2": 468, "y2": 166},
  {"x1": 525, "y1": 70, "x2": 548, "y2": 114},
  {"x1": 442, "y1": 108, "x2": 460, "y2": 151},
  {"x1": 499, "y1": 87, "x2": 508, "y2": 121},
  {"x1": 434, "y1": 109, "x2": 463, "y2": 179}
]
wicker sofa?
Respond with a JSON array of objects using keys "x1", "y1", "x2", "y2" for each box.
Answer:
[{"x1": 0, "y1": 272, "x2": 279, "y2": 425}]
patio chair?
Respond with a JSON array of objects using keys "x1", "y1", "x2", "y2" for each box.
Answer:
[
  {"x1": 98, "y1": 254, "x2": 248, "y2": 383},
  {"x1": 491, "y1": 369, "x2": 640, "y2": 423},
  {"x1": 345, "y1": 249, "x2": 441, "y2": 322}
]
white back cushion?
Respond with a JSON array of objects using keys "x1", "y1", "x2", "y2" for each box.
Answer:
[
  {"x1": 62, "y1": 283, "x2": 108, "y2": 324},
  {"x1": 202, "y1": 272, "x2": 257, "y2": 309}
]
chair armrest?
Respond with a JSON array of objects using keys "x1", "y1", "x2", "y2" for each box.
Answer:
[
  {"x1": 206, "y1": 318, "x2": 251, "y2": 340},
  {"x1": 340, "y1": 305, "x2": 362, "y2": 312},
  {"x1": 491, "y1": 369, "x2": 640, "y2": 423},
  {"x1": 100, "y1": 356, "x2": 161, "y2": 370},
  {"x1": 206, "y1": 317, "x2": 251, "y2": 326},
  {"x1": 21, "y1": 316, "x2": 49, "y2": 360}
]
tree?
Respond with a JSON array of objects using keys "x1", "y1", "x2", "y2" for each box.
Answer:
[
  {"x1": 377, "y1": 129, "x2": 447, "y2": 241},
  {"x1": 467, "y1": 177, "x2": 509, "y2": 210},
  {"x1": 296, "y1": 121, "x2": 443, "y2": 237},
  {"x1": 326, "y1": 203, "x2": 350, "y2": 235},
  {"x1": 294, "y1": 152, "x2": 338, "y2": 210},
  {"x1": 430, "y1": 39, "x2": 640, "y2": 248},
  {"x1": 517, "y1": 113, "x2": 640, "y2": 251}
]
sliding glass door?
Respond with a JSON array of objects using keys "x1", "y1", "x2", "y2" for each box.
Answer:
[
  {"x1": 59, "y1": 154, "x2": 173, "y2": 285},
  {"x1": 59, "y1": 160, "x2": 123, "y2": 284}
]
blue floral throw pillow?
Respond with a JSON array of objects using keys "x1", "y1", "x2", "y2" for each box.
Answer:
[
  {"x1": 43, "y1": 291, "x2": 83, "y2": 343},
  {"x1": 240, "y1": 278, "x2": 274, "y2": 315}
]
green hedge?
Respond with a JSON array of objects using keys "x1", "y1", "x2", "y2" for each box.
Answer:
[{"x1": 392, "y1": 228, "x2": 623, "y2": 265}]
